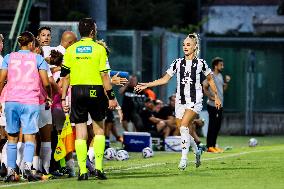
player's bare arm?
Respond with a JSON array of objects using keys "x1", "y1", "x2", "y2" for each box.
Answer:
[
  {"x1": 206, "y1": 74, "x2": 221, "y2": 109},
  {"x1": 134, "y1": 73, "x2": 171, "y2": 93},
  {"x1": 203, "y1": 80, "x2": 215, "y2": 101},
  {"x1": 39, "y1": 70, "x2": 52, "y2": 99}
]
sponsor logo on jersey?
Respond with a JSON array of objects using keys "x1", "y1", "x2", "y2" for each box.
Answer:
[{"x1": 76, "y1": 46, "x2": 92, "y2": 53}]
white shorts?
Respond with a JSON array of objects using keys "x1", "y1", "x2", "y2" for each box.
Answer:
[
  {"x1": 38, "y1": 104, "x2": 52, "y2": 129},
  {"x1": 0, "y1": 103, "x2": 6, "y2": 126},
  {"x1": 175, "y1": 102, "x2": 203, "y2": 119}
]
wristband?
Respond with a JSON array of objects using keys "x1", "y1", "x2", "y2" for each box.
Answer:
[
  {"x1": 61, "y1": 98, "x2": 66, "y2": 101},
  {"x1": 106, "y1": 89, "x2": 115, "y2": 100}
]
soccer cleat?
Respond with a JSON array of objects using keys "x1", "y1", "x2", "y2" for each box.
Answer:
[
  {"x1": 78, "y1": 172, "x2": 88, "y2": 181},
  {"x1": 51, "y1": 170, "x2": 64, "y2": 177},
  {"x1": 94, "y1": 169, "x2": 107, "y2": 180},
  {"x1": 67, "y1": 167, "x2": 76, "y2": 178},
  {"x1": 33, "y1": 170, "x2": 44, "y2": 180},
  {"x1": 41, "y1": 173, "x2": 55, "y2": 180},
  {"x1": 214, "y1": 147, "x2": 224, "y2": 153},
  {"x1": 207, "y1": 147, "x2": 218, "y2": 153},
  {"x1": 24, "y1": 169, "x2": 40, "y2": 182},
  {"x1": 89, "y1": 170, "x2": 96, "y2": 177},
  {"x1": 59, "y1": 167, "x2": 70, "y2": 175},
  {"x1": 0, "y1": 163, "x2": 7, "y2": 177},
  {"x1": 195, "y1": 149, "x2": 202, "y2": 168},
  {"x1": 178, "y1": 158, "x2": 188, "y2": 170},
  {"x1": 4, "y1": 169, "x2": 20, "y2": 182}
]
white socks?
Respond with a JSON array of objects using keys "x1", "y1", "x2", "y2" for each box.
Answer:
[
  {"x1": 16, "y1": 142, "x2": 24, "y2": 168},
  {"x1": 88, "y1": 147, "x2": 95, "y2": 162},
  {"x1": 180, "y1": 126, "x2": 199, "y2": 159},
  {"x1": 180, "y1": 126, "x2": 190, "y2": 160},
  {"x1": 24, "y1": 162, "x2": 32, "y2": 170},
  {"x1": 32, "y1": 156, "x2": 39, "y2": 170},
  {"x1": 40, "y1": 142, "x2": 51, "y2": 174}
]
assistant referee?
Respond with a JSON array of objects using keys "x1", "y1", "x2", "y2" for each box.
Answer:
[{"x1": 61, "y1": 18, "x2": 117, "y2": 180}]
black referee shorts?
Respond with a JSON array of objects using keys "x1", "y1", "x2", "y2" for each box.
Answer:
[{"x1": 70, "y1": 85, "x2": 108, "y2": 123}]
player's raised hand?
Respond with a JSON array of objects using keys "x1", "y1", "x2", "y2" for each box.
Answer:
[
  {"x1": 134, "y1": 83, "x2": 148, "y2": 93},
  {"x1": 214, "y1": 95, "x2": 222, "y2": 110},
  {"x1": 111, "y1": 72, "x2": 128, "y2": 86}
]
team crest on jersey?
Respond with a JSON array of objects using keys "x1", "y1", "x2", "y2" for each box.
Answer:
[{"x1": 76, "y1": 46, "x2": 92, "y2": 53}]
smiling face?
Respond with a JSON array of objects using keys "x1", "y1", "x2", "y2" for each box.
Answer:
[
  {"x1": 38, "y1": 29, "x2": 51, "y2": 46},
  {"x1": 183, "y1": 37, "x2": 197, "y2": 57}
]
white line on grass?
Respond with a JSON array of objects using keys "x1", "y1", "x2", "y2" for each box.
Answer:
[
  {"x1": 111, "y1": 148, "x2": 281, "y2": 172},
  {"x1": 0, "y1": 148, "x2": 281, "y2": 188}
]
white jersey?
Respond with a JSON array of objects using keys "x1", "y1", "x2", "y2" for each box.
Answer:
[
  {"x1": 166, "y1": 57, "x2": 212, "y2": 106},
  {"x1": 54, "y1": 45, "x2": 66, "y2": 54},
  {"x1": 42, "y1": 46, "x2": 52, "y2": 58}
]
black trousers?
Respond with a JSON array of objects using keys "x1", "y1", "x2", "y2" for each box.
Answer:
[{"x1": 206, "y1": 104, "x2": 223, "y2": 148}]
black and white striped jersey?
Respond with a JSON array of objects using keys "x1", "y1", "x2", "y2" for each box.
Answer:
[{"x1": 166, "y1": 57, "x2": 212, "y2": 105}]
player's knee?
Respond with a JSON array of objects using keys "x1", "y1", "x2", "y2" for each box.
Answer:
[
  {"x1": 8, "y1": 132, "x2": 19, "y2": 143},
  {"x1": 94, "y1": 128, "x2": 104, "y2": 135}
]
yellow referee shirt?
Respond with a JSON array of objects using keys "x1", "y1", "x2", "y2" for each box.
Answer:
[{"x1": 62, "y1": 38, "x2": 109, "y2": 86}]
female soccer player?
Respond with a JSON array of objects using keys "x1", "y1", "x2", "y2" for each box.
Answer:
[
  {"x1": 0, "y1": 31, "x2": 51, "y2": 181},
  {"x1": 135, "y1": 33, "x2": 221, "y2": 170}
]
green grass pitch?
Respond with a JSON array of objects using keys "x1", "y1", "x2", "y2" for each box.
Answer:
[{"x1": 1, "y1": 136, "x2": 284, "y2": 189}]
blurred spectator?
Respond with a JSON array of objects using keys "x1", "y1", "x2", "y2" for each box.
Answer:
[
  {"x1": 140, "y1": 98, "x2": 171, "y2": 138},
  {"x1": 203, "y1": 57, "x2": 231, "y2": 153},
  {"x1": 153, "y1": 99, "x2": 164, "y2": 114},
  {"x1": 119, "y1": 75, "x2": 145, "y2": 131},
  {"x1": 156, "y1": 94, "x2": 177, "y2": 135},
  {"x1": 144, "y1": 88, "x2": 157, "y2": 101}
]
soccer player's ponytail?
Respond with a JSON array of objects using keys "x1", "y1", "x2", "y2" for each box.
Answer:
[
  {"x1": 17, "y1": 31, "x2": 35, "y2": 47},
  {"x1": 187, "y1": 33, "x2": 200, "y2": 59}
]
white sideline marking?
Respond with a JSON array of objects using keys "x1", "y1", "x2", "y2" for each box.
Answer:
[
  {"x1": 111, "y1": 148, "x2": 281, "y2": 172},
  {"x1": 0, "y1": 148, "x2": 281, "y2": 188}
]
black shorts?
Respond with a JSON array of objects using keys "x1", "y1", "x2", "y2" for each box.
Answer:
[
  {"x1": 70, "y1": 85, "x2": 108, "y2": 123},
  {"x1": 105, "y1": 110, "x2": 114, "y2": 123}
]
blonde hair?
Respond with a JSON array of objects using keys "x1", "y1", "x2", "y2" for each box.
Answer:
[{"x1": 187, "y1": 33, "x2": 200, "y2": 59}]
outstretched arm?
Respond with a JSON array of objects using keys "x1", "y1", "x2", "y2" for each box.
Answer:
[
  {"x1": 206, "y1": 74, "x2": 221, "y2": 109},
  {"x1": 134, "y1": 73, "x2": 171, "y2": 93}
]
